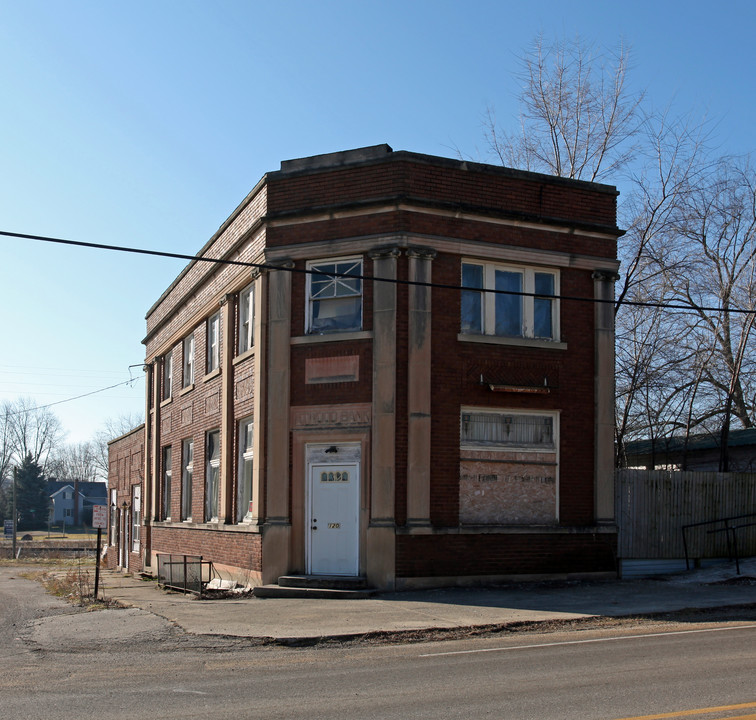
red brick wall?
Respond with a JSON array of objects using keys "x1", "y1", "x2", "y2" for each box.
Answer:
[
  {"x1": 267, "y1": 154, "x2": 618, "y2": 234},
  {"x1": 397, "y1": 532, "x2": 617, "y2": 577},
  {"x1": 106, "y1": 425, "x2": 145, "y2": 571},
  {"x1": 151, "y1": 526, "x2": 262, "y2": 575}
]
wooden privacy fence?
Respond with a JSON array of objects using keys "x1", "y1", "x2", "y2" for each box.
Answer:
[{"x1": 615, "y1": 470, "x2": 756, "y2": 559}]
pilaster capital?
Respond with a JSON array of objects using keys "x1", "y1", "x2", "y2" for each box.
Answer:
[
  {"x1": 592, "y1": 269, "x2": 620, "y2": 282},
  {"x1": 269, "y1": 258, "x2": 295, "y2": 270},
  {"x1": 368, "y1": 246, "x2": 402, "y2": 261},
  {"x1": 406, "y1": 247, "x2": 437, "y2": 261}
]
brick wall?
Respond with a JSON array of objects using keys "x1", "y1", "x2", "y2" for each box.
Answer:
[
  {"x1": 397, "y1": 532, "x2": 617, "y2": 578},
  {"x1": 267, "y1": 153, "x2": 618, "y2": 233},
  {"x1": 106, "y1": 425, "x2": 145, "y2": 572},
  {"x1": 151, "y1": 526, "x2": 262, "y2": 576}
]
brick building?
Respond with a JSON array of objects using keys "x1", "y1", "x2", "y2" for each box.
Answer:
[
  {"x1": 108, "y1": 144, "x2": 621, "y2": 590},
  {"x1": 107, "y1": 424, "x2": 144, "y2": 572}
]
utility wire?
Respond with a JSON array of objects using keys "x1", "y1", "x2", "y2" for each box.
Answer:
[
  {"x1": 3, "y1": 229, "x2": 756, "y2": 315},
  {"x1": 5, "y1": 376, "x2": 142, "y2": 416}
]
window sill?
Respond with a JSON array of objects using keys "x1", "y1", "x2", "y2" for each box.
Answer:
[
  {"x1": 159, "y1": 397, "x2": 172, "y2": 408},
  {"x1": 291, "y1": 330, "x2": 373, "y2": 345},
  {"x1": 203, "y1": 368, "x2": 221, "y2": 383},
  {"x1": 179, "y1": 384, "x2": 194, "y2": 396},
  {"x1": 151, "y1": 519, "x2": 261, "y2": 533},
  {"x1": 457, "y1": 333, "x2": 567, "y2": 351},
  {"x1": 233, "y1": 348, "x2": 256, "y2": 365}
]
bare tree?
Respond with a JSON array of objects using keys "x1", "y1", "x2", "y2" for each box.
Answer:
[
  {"x1": 0, "y1": 402, "x2": 14, "y2": 494},
  {"x1": 616, "y1": 111, "x2": 711, "y2": 313},
  {"x1": 0, "y1": 397, "x2": 64, "y2": 489},
  {"x1": 93, "y1": 413, "x2": 144, "y2": 482},
  {"x1": 669, "y1": 158, "x2": 756, "y2": 464},
  {"x1": 481, "y1": 34, "x2": 756, "y2": 465},
  {"x1": 6, "y1": 397, "x2": 64, "y2": 474},
  {"x1": 48, "y1": 441, "x2": 99, "y2": 483},
  {"x1": 485, "y1": 35, "x2": 644, "y2": 182}
]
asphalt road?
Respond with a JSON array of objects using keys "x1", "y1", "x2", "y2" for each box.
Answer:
[{"x1": 2, "y1": 570, "x2": 755, "y2": 720}]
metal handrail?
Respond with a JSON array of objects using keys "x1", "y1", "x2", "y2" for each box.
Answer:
[
  {"x1": 156, "y1": 553, "x2": 214, "y2": 596},
  {"x1": 682, "y1": 512, "x2": 756, "y2": 575}
]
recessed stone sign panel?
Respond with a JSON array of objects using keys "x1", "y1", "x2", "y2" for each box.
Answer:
[
  {"x1": 291, "y1": 403, "x2": 371, "y2": 430},
  {"x1": 305, "y1": 356, "x2": 360, "y2": 384}
]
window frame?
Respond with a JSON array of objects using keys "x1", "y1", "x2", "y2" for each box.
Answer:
[
  {"x1": 161, "y1": 445, "x2": 172, "y2": 521},
  {"x1": 207, "y1": 312, "x2": 221, "y2": 373},
  {"x1": 238, "y1": 283, "x2": 255, "y2": 354},
  {"x1": 163, "y1": 350, "x2": 173, "y2": 400},
  {"x1": 305, "y1": 256, "x2": 363, "y2": 335},
  {"x1": 181, "y1": 439, "x2": 193, "y2": 521},
  {"x1": 183, "y1": 334, "x2": 194, "y2": 388},
  {"x1": 237, "y1": 417, "x2": 254, "y2": 523},
  {"x1": 460, "y1": 407, "x2": 559, "y2": 452},
  {"x1": 461, "y1": 260, "x2": 559, "y2": 341},
  {"x1": 205, "y1": 430, "x2": 220, "y2": 522}
]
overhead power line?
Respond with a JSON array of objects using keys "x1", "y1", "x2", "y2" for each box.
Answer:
[
  {"x1": 2, "y1": 229, "x2": 756, "y2": 315},
  {"x1": 4, "y1": 376, "x2": 143, "y2": 416}
]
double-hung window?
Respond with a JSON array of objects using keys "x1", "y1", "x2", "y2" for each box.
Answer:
[
  {"x1": 183, "y1": 334, "x2": 194, "y2": 387},
  {"x1": 207, "y1": 312, "x2": 220, "y2": 372},
  {"x1": 205, "y1": 430, "x2": 220, "y2": 522},
  {"x1": 181, "y1": 439, "x2": 193, "y2": 521},
  {"x1": 461, "y1": 261, "x2": 558, "y2": 340},
  {"x1": 161, "y1": 446, "x2": 172, "y2": 520},
  {"x1": 306, "y1": 257, "x2": 362, "y2": 334},
  {"x1": 237, "y1": 418, "x2": 254, "y2": 522},
  {"x1": 163, "y1": 350, "x2": 173, "y2": 399},
  {"x1": 238, "y1": 284, "x2": 254, "y2": 353}
]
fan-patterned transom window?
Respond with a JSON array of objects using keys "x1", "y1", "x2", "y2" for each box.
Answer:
[{"x1": 307, "y1": 258, "x2": 362, "y2": 334}]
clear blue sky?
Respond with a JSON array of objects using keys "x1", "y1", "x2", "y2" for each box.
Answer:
[{"x1": 1, "y1": 0, "x2": 755, "y2": 444}]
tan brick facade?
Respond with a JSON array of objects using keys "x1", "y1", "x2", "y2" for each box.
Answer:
[{"x1": 108, "y1": 145, "x2": 621, "y2": 589}]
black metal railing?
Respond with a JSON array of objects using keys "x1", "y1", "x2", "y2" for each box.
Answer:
[
  {"x1": 156, "y1": 553, "x2": 213, "y2": 596},
  {"x1": 682, "y1": 512, "x2": 756, "y2": 575}
]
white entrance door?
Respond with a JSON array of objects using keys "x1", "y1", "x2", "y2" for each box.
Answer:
[{"x1": 308, "y1": 461, "x2": 359, "y2": 576}]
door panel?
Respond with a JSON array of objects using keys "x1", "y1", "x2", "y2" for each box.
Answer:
[{"x1": 308, "y1": 463, "x2": 359, "y2": 576}]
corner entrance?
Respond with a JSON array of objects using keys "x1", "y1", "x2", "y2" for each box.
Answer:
[{"x1": 306, "y1": 444, "x2": 360, "y2": 576}]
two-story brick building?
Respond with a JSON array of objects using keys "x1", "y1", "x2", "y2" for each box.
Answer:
[{"x1": 108, "y1": 144, "x2": 621, "y2": 590}]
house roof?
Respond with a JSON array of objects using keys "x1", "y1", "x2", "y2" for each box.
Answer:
[
  {"x1": 624, "y1": 428, "x2": 756, "y2": 457},
  {"x1": 47, "y1": 480, "x2": 107, "y2": 499}
]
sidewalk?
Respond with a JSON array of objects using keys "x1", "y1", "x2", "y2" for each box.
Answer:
[{"x1": 95, "y1": 559, "x2": 756, "y2": 643}]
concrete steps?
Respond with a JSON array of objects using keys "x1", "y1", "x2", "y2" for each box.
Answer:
[{"x1": 253, "y1": 575, "x2": 377, "y2": 599}]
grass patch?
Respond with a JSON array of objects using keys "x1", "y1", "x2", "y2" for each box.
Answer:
[
  {"x1": 0, "y1": 555, "x2": 96, "y2": 567},
  {"x1": 20, "y1": 561, "x2": 120, "y2": 610}
]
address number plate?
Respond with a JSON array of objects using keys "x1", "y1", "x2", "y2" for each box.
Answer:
[
  {"x1": 328, "y1": 523, "x2": 341, "y2": 529},
  {"x1": 321, "y1": 471, "x2": 349, "y2": 483}
]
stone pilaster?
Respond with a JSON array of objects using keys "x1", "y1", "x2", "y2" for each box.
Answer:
[
  {"x1": 367, "y1": 247, "x2": 400, "y2": 588},
  {"x1": 250, "y1": 268, "x2": 266, "y2": 526},
  {"x1": 218, "y1": 294, "x2": 235, "y2": 523},
  {"x1": 406, "y1": 247, "x2": 436, "y2": 530},
  {"x1": 262, "y1": 261, "x2": 293, "y2": 583},
  {"x1": 593, "y1": 269, "x2": 619, "y2": 524}
]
